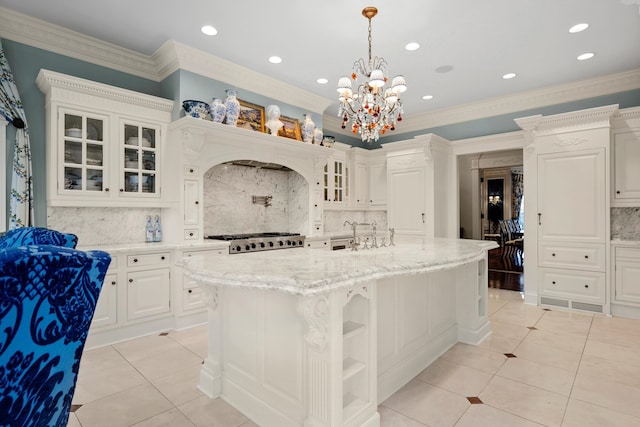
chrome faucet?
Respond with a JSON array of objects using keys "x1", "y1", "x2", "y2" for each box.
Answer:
[
  {"x1": 344, "y1": 220, "x2": 359, "y2": 250},
  {"x1": 389, "y1": 228, "x2": 395, "y2": 246}
]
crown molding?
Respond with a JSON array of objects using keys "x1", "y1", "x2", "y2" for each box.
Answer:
[
  {"x1": 514, "y1": 104, "x2": 619, "y2": 136},
  {"x1": 0, "y1": 7, "x2": 159, "y2": 81},
  {"x1": 152, "y1": 41, "x2": 332, "y2": 115},
  {"x1": 399, "y1": 69, "x2": 640, "y2": 134}
]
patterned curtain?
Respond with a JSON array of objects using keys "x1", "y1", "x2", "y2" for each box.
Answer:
[
  {"x1": 511, "y1": 170, "x2": 524, "y2": 225},
  {"x1": 0, "y1": 40, "x2": 34, "y2": 228}
]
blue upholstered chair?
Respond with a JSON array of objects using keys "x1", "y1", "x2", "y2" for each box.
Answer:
[
  {"x1": 0, "y1": 244, "x2": 111, "y2": 426},
  {"x1": 0, "y1": 227, "x2": 78, "y2": 249}
]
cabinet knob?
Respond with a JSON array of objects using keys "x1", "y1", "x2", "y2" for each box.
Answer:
[
  {"x1": 584, "y1": 284, "x2": 589, "y2": 288},
  {"x1": 129, "y1": 278, "x2": 133, "y2": 283},
  {"x1": 616, "y1": 190, "x2": 621, "y2": 194},
  {"x1": 133, "y1": 258, "x2": 138, "y2": 262},
  {"x1": 552, "y1": 281, "x2": 556, "y2": 285},
  {"x1": 195, "y1": 201, "x2": 199, "y2": 205},
  {"x1": 552, "y1": 253, "x2": 556, "y2": 257},
  {"x1": 584, "y1": 255, "x2": 589, "y2": 259},
  {"x1": 120, "y1": 188, "x2": 124, "y2": 192},
  {"x1": 188, "y1": 289, "x2": 193, "y2": 294},
  {"x1": 324, "y1": 242, "x2": 327, "y2": 245},
  {"x1": 189, "y1": 232, "x2": 194, "y2": 237},
  {"x1": 111, "y1": 281, "x2": 116, "y2": 285},
  {"x1": 189, "y1": 168, "x2": 194, "y2": 173},
  {"x1": 161, "y1": 256, "x2": 165, "y2": 260},
  {"x1": 105, "y1": 188, "x2": 110, "y2": 192},
  {"x1": 370, "y1": 200, "x2": 372, "y2": 203},
  {"x1": 314, "y1": 204, "x2": 318, "y2": 207}
]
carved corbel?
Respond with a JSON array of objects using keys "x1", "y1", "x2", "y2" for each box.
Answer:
[{"x1": 298, "y1": 295, "x2": 329, "y2": 352}]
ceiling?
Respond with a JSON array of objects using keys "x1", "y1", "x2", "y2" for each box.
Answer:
[{"x1": 2, "y1": 0, "x2": 640, "y2": 124}]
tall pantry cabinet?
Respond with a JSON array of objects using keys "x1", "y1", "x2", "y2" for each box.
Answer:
[{"x1": 516, "y1": 105, "x2": 616, "y2": 313}]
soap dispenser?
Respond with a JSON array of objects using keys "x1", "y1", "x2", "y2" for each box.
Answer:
[
  {"x1": 153, "y1": 215, "x2": 162, "y2": 242},
  {"x1": 145, "y1": 215, "x2": 154, "y2": 243}
]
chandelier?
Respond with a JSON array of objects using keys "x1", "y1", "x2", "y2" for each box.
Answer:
[{"x1": 337, "y1": 6, "x2": 407, "y2": 143}]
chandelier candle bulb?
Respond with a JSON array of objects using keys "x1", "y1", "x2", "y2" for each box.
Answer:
[{"x1": 337, "y1": 6, "x2": 407, "y2": 143}]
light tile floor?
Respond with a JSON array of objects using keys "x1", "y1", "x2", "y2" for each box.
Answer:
[{"x1": 69, "y1": 289, "x2": 640, "y2": 426}]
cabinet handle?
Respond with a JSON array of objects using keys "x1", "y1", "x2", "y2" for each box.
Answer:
[
  {"x1": 105, "y1": 188, "x2": 110, "y2": 192},
  {"x1": 161, "y1": 256, "x2": 165, "y2": 260},
  {"x1": 195, "y1": 201, "x2": 199, "y2": 205},
  {"x1": 584, "y1": 255, "x2": 589, "y2": 259},
  {"x1": 616, "y1": 190, "x2": 620, "y2": 194},
  {"x1": 421, "y1": 213, "x2": 425, "y2": 223},
  {"x1": 129, "y1": 278, "x2": 133, "y2": 283},
  {"x1": 111, "y1": 281, "x2": 116, "y2": 285},
  {"x1": 538, "y1": 213, "x2": 542, "y2": 225}
]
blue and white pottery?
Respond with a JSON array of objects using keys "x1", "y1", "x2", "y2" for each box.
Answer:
[
  {"x1": 224, "y1": 90, "x2": 240, "y2": 126},
  {"x1": 313, "y1": 128, "x2": 323, "y2": 145},
  {"x1": 182, "y1": 100, "x2": 210, "y2": 119},
  {"x1": 209, "y1": 98, "x2": 226, "y2": 123},
  {"x1": 301, "y1": 113, "x2": 315, "y2": 144}
]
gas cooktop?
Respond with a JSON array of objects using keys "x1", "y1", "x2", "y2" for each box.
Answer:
[{"x1": 205, "y1": 232, "x2": 305, "y2": 254}]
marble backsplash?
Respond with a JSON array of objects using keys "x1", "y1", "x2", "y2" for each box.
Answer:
[
  {"x1": 611, "y1": 207, "x2": 640, "y2": 240},
  {"x1": 203, "y1": 164, "x2": 308, "y2": 236},
  {"x1": 324, "y1": 210, "x2": 388, "y2": 237},
  {"x1": 47, "y1": 207, "x2": 161, "y2": 245}
]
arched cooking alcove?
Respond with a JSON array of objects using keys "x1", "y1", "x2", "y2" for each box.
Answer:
[
  {"x1": 165, "y1": 117, "x2": 333, "y2": 241},
  {"x1": 201, "y1": 160, "x2": 309, "y2": 236}
]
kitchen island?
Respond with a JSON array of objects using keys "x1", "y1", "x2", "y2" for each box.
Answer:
[{"x1": 184, "y1": 238, "x2": 498, "y2": 427}]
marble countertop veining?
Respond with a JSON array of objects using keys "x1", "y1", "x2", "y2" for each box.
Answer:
[{"x1": 184, "y1": 238, "x2": 498, "y2": 296}]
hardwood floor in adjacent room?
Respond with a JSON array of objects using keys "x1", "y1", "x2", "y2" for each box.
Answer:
[{"x1": 488, "y1": 246, "x2": 524, "y2": 292}]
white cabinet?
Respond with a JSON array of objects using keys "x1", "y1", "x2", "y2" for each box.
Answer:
[
  {"x1": 177, "y1": 247, "x2": 228, "y2": 316},
  {"x1": 387, "y1": 166, "x2": 426, "y2": 235},
  {"x1": 537, "y1": 149, "x2": 606, "y2": 244},
  {"x1": 613, "y1": 130, "x2": 640, "y2": 205},
  {"x1": 126, "y1": 252, "x2": 171, "y2": 321},
  {"x1": 517, "y1": 105, "x2": 615, "y2": 313},
  {"x1": 91, "y1": 271, "x2": 118, "y2": 329},
  {"x1": 368, "y1": 161, "x2": 387, "y2": 206},
  {"x1": 324, "y1": 153, "x2": 349, "y2": 206},
  {"x1": 183, "y1": 177, "x2": 201, "y2": 240},
  {"x1": 614, "y1": 246, "x2": 640, "y2": 305},
  {"x1": 354, "y1": 162, "x2": 369, "y2": 207},
  {"x1": 37, "y1": 69, "x2": 173, "y2": 207}
]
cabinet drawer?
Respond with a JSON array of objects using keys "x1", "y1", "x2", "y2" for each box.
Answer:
[
  {"x1": 183, "y1": 248, "x2": 228, "y2": 259},
  {"x1": 539, "y1": 243, "x2": 604, "y2": 271},
  {"x1": 183, "y1": 287, "x2": 206, "y2": 311},
  {"x1": 539, "y1": 268, "x2": 605, "y2": 303},
  {"x1": 616, "y1": 247, "x2": 640, "y2": 260},
  {"x1": 184, "y1": 229, "x2": 199, "y2": 240},
  {"x1": 127, "y1": 252, "x2": 170, "y2": 267}
]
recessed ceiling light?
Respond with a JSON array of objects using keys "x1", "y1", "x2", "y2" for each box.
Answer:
[
  {"x1": 577, "y1": 52, "x2": 595, "y2": 60},
  {"x1": 405, "y1": 42, "x2": 420, "y2": 51},
  {"x1": 268, "y1": 56, "x2": 282, "y2": 64},
  {"x1": 569, "y1": 23, "x2": 589, "y2": 33},
  {"x1": 422, "y1": 95, "x2": 434, "y2": 100},
  {"x1": 316, "y1": 78, "x2": 328, "y2": 84},
  {"x1": 201, "y1": 25, "x2": 218, "y2": 36},
  {"x1": 502, "y1": 73, "x2": 517, "y2": 80}
]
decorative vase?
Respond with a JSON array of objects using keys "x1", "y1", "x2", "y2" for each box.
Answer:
[
  {"x1": 209, "y1": 98, "x2": 226, "y2": 123},
  {"x1": 313, "y1": 128, "x2": 323, "y2": 145},
  {"x1": 301, "y1": 113, "x2": 315, "y2": 144},
  {"x1": 224, "y1": 89, "x2": 240, "y2": 126}
]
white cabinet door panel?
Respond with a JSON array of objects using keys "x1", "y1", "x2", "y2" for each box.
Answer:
[
  {"x1": 388, "y1": 168, "x2": 425, "y2": 235},
  {"x1": 537, "y1": 149, "x2": 606, "y2": 244},
  {"x1": 614, "y1": 131, "x2": 640, "y2": 201},
  {"x1": 127, "y1": 268, "x2": 171, "y2": 320}
]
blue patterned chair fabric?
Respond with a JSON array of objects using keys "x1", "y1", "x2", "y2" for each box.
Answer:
[
  {"x1": 0, "y1": 245, "x2": 111, "y2": 426},
  {"x1": 0, "y1": 227, "x2": 78, "y2": 249}
]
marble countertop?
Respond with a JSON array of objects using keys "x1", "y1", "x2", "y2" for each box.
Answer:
[
  {"x1": 184, "y1": 238, "x2": 498, "y2": 296},
  {"x1": 78, "y1": 240, "x2": 229, "y2": 254}
]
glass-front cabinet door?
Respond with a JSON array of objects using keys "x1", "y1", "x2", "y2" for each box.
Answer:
[
  {"x1": 122, "y1": 121, "x2": 160, "y2": 197},
  {"x1": 60, "y1": 109, "x2": 107, "y2": 195}
]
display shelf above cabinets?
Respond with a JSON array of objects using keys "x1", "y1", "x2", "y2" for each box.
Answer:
[{"x1": 36, "y1": 69, "x2": 173, "y2": 208}]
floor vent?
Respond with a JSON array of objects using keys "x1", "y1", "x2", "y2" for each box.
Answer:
[
  {"x1": 571, "y1": 301, "x2": 603, "y2": 313},
  {"x1": 540, "y1": 297, "x2": 569, "y2": 308}
]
